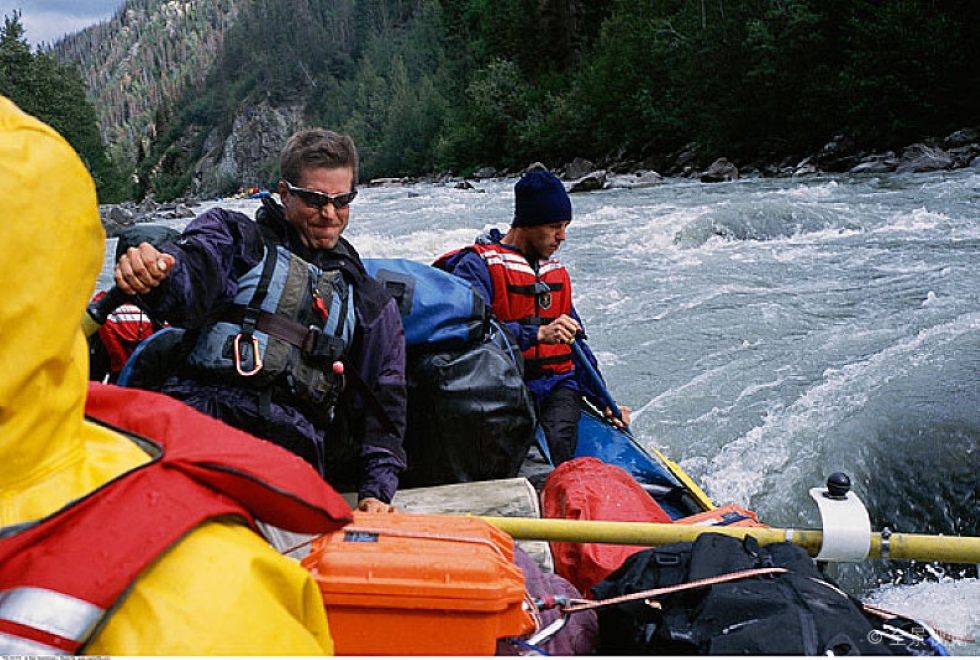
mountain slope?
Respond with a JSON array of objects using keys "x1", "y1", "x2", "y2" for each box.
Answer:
[{"x1": 54, "y1": 0, "x2": 242, "y2": 167}]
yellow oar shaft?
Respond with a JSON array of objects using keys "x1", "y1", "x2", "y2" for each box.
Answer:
[
  {"x1": 873, "y1": 532, "x2": 980, "y2": 564},
  {"x1": 479, "y1": 516, "x2": 980, "y2": 564}
]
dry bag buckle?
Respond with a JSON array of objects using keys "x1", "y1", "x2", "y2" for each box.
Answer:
[{"x1": 234, "y1": 333, "x2": 263, "y2": 376}]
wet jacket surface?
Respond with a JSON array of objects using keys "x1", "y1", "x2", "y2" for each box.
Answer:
[
  {"x1": 0, "y1": 94, "x2": 340, "y2": 654},
  {"x1": 441, "y1": 228, "x2": 606, "y2": 405},
  {"x1": 139, "y1": 196, "x2": 408, "y2": 503},
  {"x1": 1, "y1": 382, "x2": 353, "y2": 655}
]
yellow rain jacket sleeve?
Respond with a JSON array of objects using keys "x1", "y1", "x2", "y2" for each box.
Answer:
[{"x1": 0, "y1": 95, "x2": 333, "y2": 655}]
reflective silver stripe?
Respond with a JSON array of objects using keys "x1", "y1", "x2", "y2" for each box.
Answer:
[
  {"x1": 0, "y1": 586, "x2": 104, "y2": 644},
  {"x1": 0, "y1": 630, "x2": 67, "y2": 655}
]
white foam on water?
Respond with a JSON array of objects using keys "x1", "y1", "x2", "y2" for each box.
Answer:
[
  {"x1": 700, "y1": 312, "x2": 980, "y2": 508},
  {"x1": 350, "y1": 226, "x2": 480, "y2": 262},
  {"x1": 865, "y1": 578, "x2": 980, "y2": 653},
  {"x1": 772, "y1": 179, "x2": 840, "y2": 200},
  {"x1": 878, "y1": 207, "x2": 950, "y2": 233}
]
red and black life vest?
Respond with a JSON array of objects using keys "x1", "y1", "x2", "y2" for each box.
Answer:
[
  {"x1": 0, "y1": 382, "x2": 352, "y2": 656},
  {"x1": 95, "y1": 298, "x2": 156, "y2": 374},
  {"x1": 468, "y1": 243, "x2": 574, "y2": 377}
]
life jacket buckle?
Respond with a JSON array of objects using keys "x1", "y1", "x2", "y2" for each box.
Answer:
[
  {"x1": 234, "y1": 333, "x2": 263, "y2": 376},
  {"x1": 301, "y1": 325, "x2": 321, "y2": 355}
]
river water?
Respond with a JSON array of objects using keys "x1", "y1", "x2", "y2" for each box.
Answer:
[{"x1": 98, "y1": 169, "x2": 980, "y2": 650}]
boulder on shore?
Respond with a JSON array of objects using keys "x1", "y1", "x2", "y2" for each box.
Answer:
[
  {"x1": 568, "y1": 170, "x2": 607, "y2": 193},
  {"x1": 700, "y1": 158, "x2": 739, "y2": 183}
]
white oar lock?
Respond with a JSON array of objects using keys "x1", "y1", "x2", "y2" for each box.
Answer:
[{"x1": 808, "y1": 473, "x2": 872, "y2": 562}]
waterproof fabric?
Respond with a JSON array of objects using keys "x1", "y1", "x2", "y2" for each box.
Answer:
[
  {"x1": 116, "y1": 326, "x2": 189, "y2": 389},
  {"x1": 1, "y1": 382, "x2": 352, "y2": 654},
  {"x1": 364, "y1": 257, "x2": 488, "y2": 348},
  {"x1": 466, "y1": 241, "x2": 575, "y2": 377},
  {"x1": 185, "y1": 242, "x2": 354, "y2": 411},
  {"x1": 88, "y1": 294, "x2": 156, "y2": 381},
  {"x1": 496, "y1": 546, "x2": 598, "y2": 656},
  {"x1": 89, "y1": 225, "x2": 178, "y2": 382},
  {"x1": 113, "y1": 224, "x2": 181, "y2": 263},
  {"x1": 439, "y1": 240, "x2": 575, "y2": 378},
  {"x1": 436, "y1": 228, "x2": 605, "y2": 407},
  {"x1": 399, "y1": 319, "x2": 537, "y2": 487},
  {"x1": 0, "y1": 95, "x2": 336, "y2": 654},
  {"x1": 85, "y1": 382, "x2": 354, "y2": 532},
  {"x1": 591, "y1": 533, "x2": 934, "y2": 656},
  {"x1": 134, "y1": 195, "x2": 407, "y2": 503},
  {"x1": 541, "y1": 457, "x2": 672, "y2": 595}
]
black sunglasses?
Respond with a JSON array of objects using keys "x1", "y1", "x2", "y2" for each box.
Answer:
[{"x1": 284, "y1": 180, "x2": 358, "y2": 210}]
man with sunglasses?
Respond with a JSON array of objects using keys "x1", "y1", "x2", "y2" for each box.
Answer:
[
  {"x1": 436, "y1": 169, "x2": 630, "y2": 467},
  {"x1": 114, "y1": 129, "x2": 408, "y2": 513}
]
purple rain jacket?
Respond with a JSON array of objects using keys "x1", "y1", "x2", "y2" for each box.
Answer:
[
  {"x1": 441, "y1": 228, "x2": 606, "y2": 407},
  {"x1": 137, "y1": 196, "x2": 407, "y2": 503}
]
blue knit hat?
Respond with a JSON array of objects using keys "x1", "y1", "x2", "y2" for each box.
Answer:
[{"x1": 513, "y1": 171, "x2": 572, "y2": 227}]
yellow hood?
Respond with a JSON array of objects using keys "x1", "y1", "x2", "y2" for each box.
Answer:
[{"x1": 0, "y1": 96, "x2": 146, "y2": 523}]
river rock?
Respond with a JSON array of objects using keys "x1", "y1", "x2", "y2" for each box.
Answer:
[
  {"x1": 564, "y1": 157, "x2": 595, "y2": 180},
  {"x1": 813, "y1": 134, "x2": 863, "y2": 172},
  {"x1": 369, "y1": 177, "x2": 409, "y2": 187},
  {"x1": 849, "y1": 151, "x2": 899, "y2": 174},
  {"x1": 793, "y1": 157, "x2": 820, "y2": 177},
  {"x1": 568, "y1": 170, "x2": 607, "y2": 193},
  {"x1": 896, "y1": 143, "x2": 954, "y2": 173},
  {"x1": 106, "y1": 204, "x2": 135, "y2": 226},
  {"x1": 608, "y1": 170, "x2": 664, "y2": 189},
  {"x1": 472, "y1": 166, "x2": 499, "y2": 179},
  {"x1": 700, "y1": 157, "x2": 739, "y2": 183},
  {"x1": 944, "y1": 128, "x2": 979, "y2": 148},
  {"x1": 949, "y1": 145, "x2": 980, "y2": 168}
]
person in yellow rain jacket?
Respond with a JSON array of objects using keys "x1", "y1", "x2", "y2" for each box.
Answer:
[{"x1": 0, "y1": 95, "x2": 352, "y2": 654}]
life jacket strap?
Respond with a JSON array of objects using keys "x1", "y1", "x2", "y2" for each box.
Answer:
[
  {"x1": 223, "y1": 307, "x2": 343, "y2": 364},
  {"x1": 507, "y1": 281, "x2": 563, "y2": 296}
]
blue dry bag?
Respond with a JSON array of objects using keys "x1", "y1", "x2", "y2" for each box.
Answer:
[{"x1": 363, "y1": 258, "x2": 488, "y2": 348}]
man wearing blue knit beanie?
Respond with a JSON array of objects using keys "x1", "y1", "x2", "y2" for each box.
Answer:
[{"x1": 436, "y1": 170, "x2": 630, "y2": 466}]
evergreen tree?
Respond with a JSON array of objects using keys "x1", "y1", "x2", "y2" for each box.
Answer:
[{"x1": 1, "y1": 11, "x2": 126, "y2": 201}]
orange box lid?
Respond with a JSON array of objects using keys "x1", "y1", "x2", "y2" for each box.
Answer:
[{"x1": 301, "y1": 511, "x2": 528, "y2": 612}]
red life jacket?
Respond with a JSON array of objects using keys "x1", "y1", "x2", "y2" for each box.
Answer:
[
  {"x1": 91, "y1": 290, "x2": 158, "y2": 376},
  {"x1": 0, "y1": 382, "x2": 352, "y2": 655},
  {"x1": 468, "y1": 243, "x2": 574, "y2": 376}
]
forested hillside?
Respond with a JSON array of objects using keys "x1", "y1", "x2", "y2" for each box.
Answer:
[
  {"x1": 55, "y1": 0, "x2": 241, "y2": 167},
  {"x1": 26, "y1": 0, "x2": 980, "y2": 201},
  {"x1": 0, "y1": 13, "x2": 124, "y2": 200}
]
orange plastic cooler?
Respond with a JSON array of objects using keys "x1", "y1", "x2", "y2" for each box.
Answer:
[{"x1": 301, "y1": 511, "x2": 535, "y2": 655}]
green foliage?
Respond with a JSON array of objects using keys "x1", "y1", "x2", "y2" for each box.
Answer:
[
  {"x1": 836, "y1": 0, "x2": 978, "y2": 146},
  {"x1": 453, "y1": 59, "x2": 533, "y2": 168},
  {"x1": 41, "y1": 0, "x2": 980, "y2": 199},
  {"x1": 1, "y1": 12, "x2": 127, "y2": 202}
]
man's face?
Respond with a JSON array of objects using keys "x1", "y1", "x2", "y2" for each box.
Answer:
[
  {"x1": 279, "y1": 165, "x2": 355, "y2": 250},
  {"x1": 521, "y1": 221, "x2": 570, "y2": 260}
]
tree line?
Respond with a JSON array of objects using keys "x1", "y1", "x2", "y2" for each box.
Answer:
[
  {"x1": 5, "y1": 0, "x2": 980, "y2": 202},
  {"x1": 0, "y1": 12, "x2": 125, "y2": 201}
]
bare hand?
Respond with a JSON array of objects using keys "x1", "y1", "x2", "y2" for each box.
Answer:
[
  {"x1": 356, "y1": 497, "x2": 397, "y2": 513},
  {"x1": 114, "y1": 242, "x2": 175, "y2": 295},
  {"x1": 538, "y1": 315, "x2": 582, "y2": 345},
  {"x1": 604, "y1": 404, "x2": 631, "y2": 428}
]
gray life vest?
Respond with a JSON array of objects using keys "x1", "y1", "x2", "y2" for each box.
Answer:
[{"x1": 186, "y1": 243, "x2": 355, "y2": 409}]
